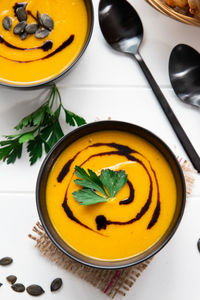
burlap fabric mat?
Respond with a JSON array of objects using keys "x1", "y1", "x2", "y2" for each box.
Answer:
[{"x1": 29, "y1": 160, "x2": 195, "y2": 298}]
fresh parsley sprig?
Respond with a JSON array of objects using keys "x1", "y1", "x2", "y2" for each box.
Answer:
[
  {"x1": 73, "y1": 166, "x2": 128, "y2": 205},
  {"x1": 0, "y1": 84, "x2": 86, "y2": 165}
]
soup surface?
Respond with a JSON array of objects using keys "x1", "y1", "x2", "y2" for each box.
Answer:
[
  {"x1": 46, "y1": 130, "x2": 177, "y2": 260},
  {"x1": 0, "y1": 0, "x2": 88, "y2": 85}
]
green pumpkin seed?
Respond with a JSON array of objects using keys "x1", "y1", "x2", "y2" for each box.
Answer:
[
  {"x1": 16, "y1": 7, "x2": 27, "y2": 21},
  {"x1": 26, "y1": 284, "x2": 45, "y2": 296},
  {"x1": 11, "y1": 283, "x2": 25, "y2": 293},
  {"x1": 25, "y1": 23, "x2": 38, "y2": 34},
  {"x1": 50, "y1": 278, "x2": 62, "y2": 292},
  {"x1": 41, "y1": 14, "x2": 54, "y2": 31},
  {"x1": 35, "y1": 28, "x2": 50, "y2": 39},
  {"x1": 2, "y1": 16, "x2": 12, "y2": 31},
  {"x1": 13, "y1": 21, "x2": 27, "y2": 35},
  {"x1": 0, "y1": 257, "x2": 13, "y2": 266},
  {"x1": 6, "y1": 275, "x2": 17, "y2": 284}
]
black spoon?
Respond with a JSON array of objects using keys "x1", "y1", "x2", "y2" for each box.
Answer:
[
  {"x1": 169, "y1": 44, "x2": 200, "y2": 108},
  {"x1": 98, "y1": 0, "x2": 200, "y2": 172}
]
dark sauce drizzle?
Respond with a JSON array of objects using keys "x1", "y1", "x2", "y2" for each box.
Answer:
[
  {"x1": 119, "y1": 180, "x2": 134, "y2": 205},
  {"x1": 13, "y1": 2, "x2": 27, "y2": 13},
  {"x1": 27, "y1": 10, "x2": 37, "y2": 21},
  {"x1": 0, "y1": 35, "x2": 74, "y2": 63},
  {"x1": 57, "y1": 142, "x2": 161, "y2": 234},
  {"x1": 0, "y1": 35, "x2": 53, "y2": 52}
]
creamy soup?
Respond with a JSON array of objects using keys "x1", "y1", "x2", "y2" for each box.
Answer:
[
  {"x1": 46, "y1": 130, "x2": 177, "y2": 261},
  {"x1": 0, "y1": 0, "x2": 88, "y2": 85}
]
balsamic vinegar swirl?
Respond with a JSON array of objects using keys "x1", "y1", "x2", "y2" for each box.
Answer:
[
  {"x1": 0, "y1": 35, "x2": 53, "y2": 52},
  {"x1": 58, "y1": 142, "x2": 161, "y2": 234},
  {"x1": 0, "y1": 35, "x2": 74, "y2": 63}
]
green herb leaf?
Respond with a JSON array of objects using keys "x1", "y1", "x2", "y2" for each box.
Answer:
[
  {"x1": 64, "y1": 109, "x2": 86, "y2": 127},
  {"x1": 46, "y1": 119, "x2": 64, "y2": 149},
  {"x1": 0, "y1": 139, "x2": 22, "y2": 164},
  {"x1": 100, "y1": 169, "x2": 127, "y2": 198},
  {"x1": 74, "y1": 166, "x2": 108, "y2": 197},
  {"x1": 72, "y1": 189, "x2": 107, "y2": 205},
  {"x1": 15, "y1": 105, "x2": 48, "y2": 130},
  {"x1": 0, "y1": 84, "x2": 86, "y2": 165},
  {"x1": 73, "y1": 166, "x2": 128, "y2": 206},
  {"x1": 27, "y1": 136, "x2": 43, "y2": 165},
  {"x1": 18, "y1": 132, "x2": 35, "y2": 144}
]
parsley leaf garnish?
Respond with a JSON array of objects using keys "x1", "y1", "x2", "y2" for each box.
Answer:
[
  {"x1": 0, "y1": 84, "x2": 86, "y2": 165},
  {"x1": 73, "y1": 189, "x2": 108, "y2": 206},
  {"x1": 74, "y1": 166, "x2": 108, "y2": 197},
  {"x1": 73, "y1": 166, "x2": 128, "y2": 205},
  {"x1": 100, "y1": 169, "x2": 128, "y2": 198}
]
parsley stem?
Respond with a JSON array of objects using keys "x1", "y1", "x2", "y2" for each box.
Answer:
[{"x1": 54, "y1": 85, "x2": 63, "y2": 106}]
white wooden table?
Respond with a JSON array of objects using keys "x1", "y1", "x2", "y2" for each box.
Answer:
[{"x1": 0, "y1": 0, "x2": 200, "y2": 299}]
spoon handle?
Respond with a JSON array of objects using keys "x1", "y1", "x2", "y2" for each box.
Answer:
[{"x1": 134, "y1": 52, "x2": 200, "y2": 173}]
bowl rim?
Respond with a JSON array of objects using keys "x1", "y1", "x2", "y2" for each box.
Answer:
[
  {"x1": 36, "y1": 120, "x2": 186, "y2": 269},
  {"x1": 0, "y1": 0, "x2": 94, "y2": 89},
  {"x1": 146, "y1": 0, "x2": 200, "y2": 26}
]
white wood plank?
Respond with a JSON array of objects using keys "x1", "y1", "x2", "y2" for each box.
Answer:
[
  {"x1": 55, "y1": 0, "x2": 200, "y2": 88},
  {"x1": 0, "y1": 193, "x2": 199, "y2": 300},
  {"x1": 0, "y1": 87, "x2": 199, "y2": 194}
]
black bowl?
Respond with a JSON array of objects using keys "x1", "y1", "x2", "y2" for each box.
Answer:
[
  {"x1": 0, "y1": 0, "x2": 94, "y2": 89},
  {"x1": 36, "y1": 120, "x2": 186, "y2": 269}
]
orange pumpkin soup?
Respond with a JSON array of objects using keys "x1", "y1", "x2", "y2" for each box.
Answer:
[
  {"x1": 0, "y1": 0, "x2": 88, "y2": 85},
  {"x1": 46, "y1": 130, "x2": 177, "y2": 261}
]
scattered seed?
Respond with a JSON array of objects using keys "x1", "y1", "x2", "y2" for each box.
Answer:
[
  {"x1": 26, "y1": 285, "x2": 45, "y2": 296},
  {"x1": 13, "y1": 21, "x2": 27, "y2": 35},
  {"x1": 11, "y1": 283, "x2": 25, "y2": 293},
  {"x1": 197, "y1": 238, "x2": 200, "y2": 252},
  {"x1": 20, "y1": 31, "x2": 28, "y2": 40},
  {"x1": 2, "y1": 16, "x2": 12, "y2": 31},
  {"x1": 25, "y1": 23, "x2": 38, "y2": 34},
  {"x1": 35, "y1": 28, "x2": 50, "y2": 39},
  {"x1": 16, "y1": 7, "x2": 27, "y2": 22},
  {"x1": 50, "y1": 278, "x2": 62, "y2": 292},
  {"x1": 41, "y1": 13, "x2": 54, "y2": 31},
  {"x1": 6, "y1": 275, "x2": 17, "y2": 285},
  {"x1": 0, "y1": 283, "x2": 3, "y2": 287},
  {"x1": 37, "y1": 11, "x2": 43, "y2": 26},
  {"x1": 0, "y1": 257, "x2": 13, "y2": 266}
]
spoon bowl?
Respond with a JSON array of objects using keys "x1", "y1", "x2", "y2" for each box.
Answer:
[
  {"x1": 169, "y1": 44, "x2": 200, "y2": 108},
  {"x1": 98, "y1": 0, "x2": 200, "y2": 172},
  {"x1": 99, "y1": 0, "x2": 143, "y2": 54}
]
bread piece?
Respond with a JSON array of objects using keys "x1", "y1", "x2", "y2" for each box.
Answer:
[
  {"x1": 165, "y1": 0, "x2": 188, "y2": 8},
  {"x1": 188, "y1": 0, "x2": 200, "y2": 16}
]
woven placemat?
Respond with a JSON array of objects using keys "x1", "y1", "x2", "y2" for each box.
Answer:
[{"x1": 29, "y1": 160, "x2": 195, "y2": 298}]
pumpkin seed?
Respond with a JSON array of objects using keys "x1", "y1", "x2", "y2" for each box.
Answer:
[
  {"x1": 41, "y1": 14, "x2": 54, "y2": 31},
  {"x1": 0, "y1": 257, "x2": 13, "y2": 266},
  {"x1": 26, "y1": 284, "x2": 45, "y2": 296},
  {"x1": 25, "y1": 23, "x2": 38, "y2": 34},
  {"x1": 6, "y1": 275, "x2": 17, "y2": 284},
  {"x1": 50, "y1": 278, "x2": 62, "y2": 292},
  {"x1": 35, "y1": 28, "x2": 50, "y2": 39},
  {"x1": 20, "y1": 31, "x2": 28, "y2": 40},
  {"x1": 2, "y1": 16, "x2": 12, "y2": 31},
  {"x1": 11, "y1": 283, "x2": 25, "y2": 293},
  {"x1": 13, "y1": 21, "x2": 27, "y2": 35},
  {"x1": 37, "y1": 11, "x2": 43, "y2": 26},
  {"x1": 16, "y1": 7, "x2": 27, "y2": 21}
]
